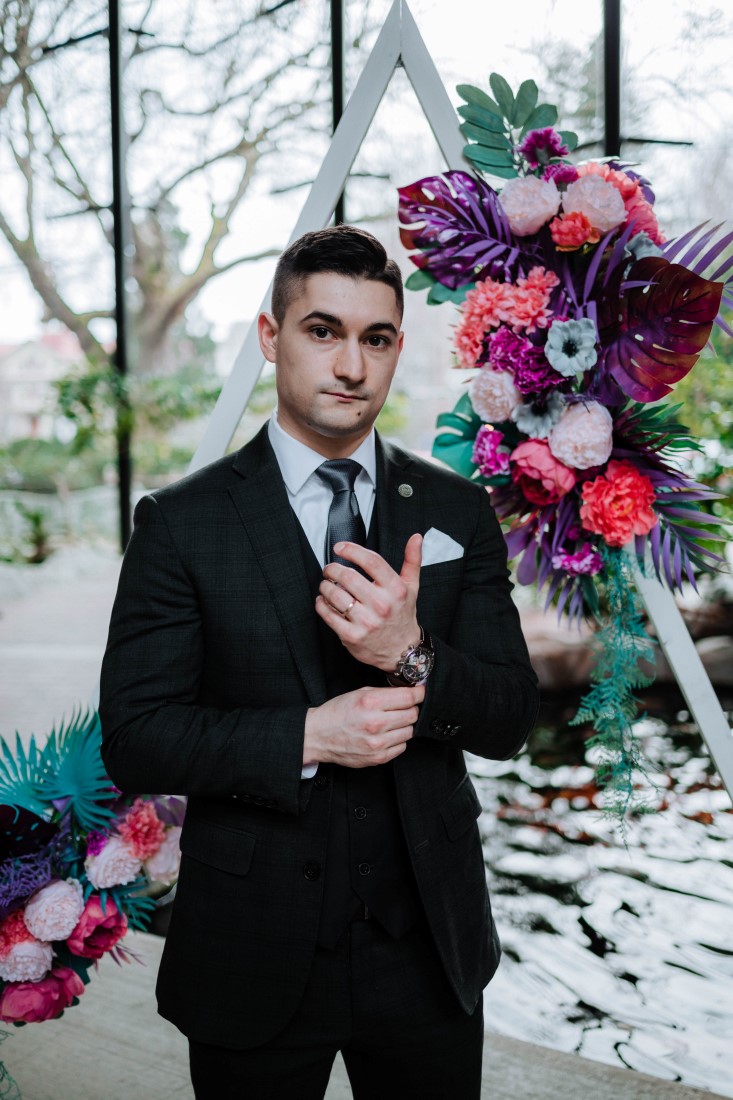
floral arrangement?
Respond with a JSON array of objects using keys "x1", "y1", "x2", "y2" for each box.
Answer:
[
  {"x1": 0, "y1": 711, "x2": 183, "y2": 1028},
  {"x1": 399, "y1": 74, "x2": 732, "y2": 819}
]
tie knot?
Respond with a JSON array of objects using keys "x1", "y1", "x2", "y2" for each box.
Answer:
[{"x1": 317, "y1": 459, "x2": 362, "y2": 494}]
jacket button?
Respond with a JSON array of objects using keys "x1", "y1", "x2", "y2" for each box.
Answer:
[
  {"x1": 303, "y1": 862, "x2": 321, "y2": 881},
  {"x1": 314, "y1": 774, "x2": 329, "y2": 789},
  {"x1": 354, "y1": 806, "x2": 367, "y2": 820},
  {"x1": 430, "y1": 719, "x2": 447, "y2": 735},
  {"x1": 265, "y1": 799, "x2": 275, "y2": 808},
  {"x1": 253, "y1": 796, "x2": 264, "y2": 805},
  {"x1": 358, "y1": 862, "x2": 371, "y2": 876},
  {"x1": 450, "y1": 725, "x2": 461, "y2": 736}
]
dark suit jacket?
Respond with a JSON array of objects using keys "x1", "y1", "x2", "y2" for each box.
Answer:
[{"x1": 99, "y1": 425, "x2": 539, "y2": 1049}]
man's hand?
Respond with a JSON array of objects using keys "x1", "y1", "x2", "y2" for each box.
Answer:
[
  {"x1": 315, "y1": 533, "x2": 423, "y2": 672},
  {"x1": 303, "y1": 684, "x2": 424, "y2": 769}
]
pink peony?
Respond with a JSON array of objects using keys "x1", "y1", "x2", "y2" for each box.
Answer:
[
  {"x1": 517, "y1": 127, "x2": 569, "y2": 168},
  {"x1": 550, "y1": 211, "x2": 599, "y2": 251},
  {"x1": 624, "y1": 191, "x2": 664, "y2": 244},
  {"x1": 580, "y1": 461, "x2": 658, "y2": 547},
  {"x1": 67, "y1": 895, "x2": 128, "y2": 960},
  {"x1": 498, "y1": 175, "x2": 561, "y2": 236},
  {"x1": 85, "y1": 835, "x2": 141, "y2": 890},
  {"x1": 0, "y1": 966, "x2": 84, "y2": 1024},
  {"x1": 562, "y1": 175, "x2": 627, "y2": 234},
  {"x1": 0, "y1": 938, "x2": 53, "y2": 983},
  {"x1": 472, "y1": 425, "x2": 511, "y2": 477},
  {"x1": 454, "y1": 278, "x2": 513, "y2": 369},
  {"x1": 0, "y1": 910, "x2": 34, "y2": 956},
  {"x1": 548, "y1": 402, "x2": 614, "y2": 469},
  {"x1": 511, "y1": 439, "x2": 576, "y2": 505},
  {"x1": 469, "y1": 368, "x2": 521, "y2": 423},
  {"x1": 118, "y1": 798, "x2": 166, "y2": 861},
  {"x1": 23, "y1": 879, "x2": 85, "y2": 943},
  {"x1": 144, "y1": 826, "x2": 182, "y2": 886}
]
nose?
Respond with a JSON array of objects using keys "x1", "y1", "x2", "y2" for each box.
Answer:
[{"x1": 334, "y1": 337, "x2": 366, "y2": 383}]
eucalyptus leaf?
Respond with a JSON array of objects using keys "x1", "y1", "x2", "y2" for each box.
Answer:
[
  {"x1": 465, "y1": 149, "x2": 518, "y2": 179},
  {"x1": 457, "y1": 102, "x2": 507, "y2": 134},
  {"x1": 405, "y1": 269, "x2": 436, "y2": 291},
  {"x1": 427, "y1": 282, "x2": 473, "y2": 306},
  {"x1": 489, "y1": 73, "x2": 515, "y2": 121},
  {"x1": 462, "y1": 144, "x2": 514, "y2": 169},
  {"x1": 558, "y1": 129, "x2": 578, "y2": 152},
  {"x1": 459, "y1": 121, "x2": 513, "y2": 151},
  {"x1": 456, "y1": 83, "x2": 502, "y2": 117},
  {"x1": 520, "y1": 103, "x2": 558, "y2": 135},
  {"x1": 511, "y1": 79, "x2": 539, "y2": 127}
]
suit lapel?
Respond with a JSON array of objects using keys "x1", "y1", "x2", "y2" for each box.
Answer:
[
  {"x1": 375, "y1": 435, "x2": 424, "y2": 574},
  {"x1": 228, "y1": 427, "x2": 327, "y2": 706}
]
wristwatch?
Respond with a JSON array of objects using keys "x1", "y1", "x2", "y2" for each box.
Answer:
[{"x1": 389, "y1": 626, "x2": 434, "y2": 686}]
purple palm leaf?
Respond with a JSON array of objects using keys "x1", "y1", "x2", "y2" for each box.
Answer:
[
  {"x1": 597, "y1": 256, "x2": 723, "y2": 402},
  {"x1": 398, "y1": 171, "x2": 523, "y2": 289}
]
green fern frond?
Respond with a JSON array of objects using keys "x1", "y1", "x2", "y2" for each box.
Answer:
[
  {"x1": 38, "y1": 709, "x2": 116, "y2": 831},
  {"x1": 0, "y1": 733, "x2": 48, "y2": 819}
]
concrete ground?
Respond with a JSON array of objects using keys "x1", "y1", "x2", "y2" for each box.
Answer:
[{"x1": 0, "y1": 550, "x2": 727, "y2": 1099}]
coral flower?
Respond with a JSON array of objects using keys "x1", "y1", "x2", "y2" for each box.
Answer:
[
  {"x1": 118, "y1": 798, "x2": 166, "y2": 861},
  {"x1": 550, "y1": 211, "x2": 600, "y2": 251},
  {"x1": 577, "y1": 161, "x2": 639, "y2": 201},
  {"x1": 454, "y1": 278, "x2": 512, "y2": 369},
  {"x1": 580, "y1": 461, "x2": 658, "y2": 547},
  {"x1": 67, "y1": 896, "x2": 128, "y2": 960},
  {"x1": 624, "y1": 191, "x2": 665, "y2": 244}
]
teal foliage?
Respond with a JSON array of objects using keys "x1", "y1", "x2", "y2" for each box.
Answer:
[
  {"x1": 571, "y1": 548, "x2": 660, "y2": 828},
  {"x1": 36, "y1": 711, "x2": 116, "y2": 833}
]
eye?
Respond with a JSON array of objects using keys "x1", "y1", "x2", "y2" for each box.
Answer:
[
  {"x1": 310, "y1": 326, "x2": 332, "y2": 340},
  {"x1": 365, "y1": 334, "x2": 389, "y2": 348}
]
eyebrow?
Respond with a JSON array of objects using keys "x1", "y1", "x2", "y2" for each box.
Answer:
[{"x1": 299, "y1": 310, "x2": 399, "y2": 337}]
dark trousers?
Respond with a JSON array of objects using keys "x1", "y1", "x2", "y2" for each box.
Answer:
[{"x1": 189, "y1": 918, "x2": 484, "y2": 1100}]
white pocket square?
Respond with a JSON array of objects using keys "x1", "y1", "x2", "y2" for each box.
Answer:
[{"x1": 421, "y1": 528, "x2": 464, "y2": 567}]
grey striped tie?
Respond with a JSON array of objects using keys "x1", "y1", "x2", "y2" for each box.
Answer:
[{"x1": 317, "y1": 459, "x2": 367, "y2": 567}]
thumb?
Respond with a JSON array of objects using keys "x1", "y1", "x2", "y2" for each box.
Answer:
[{"x1": 400, "y1": 533, "x2": 423, "y2": 589}]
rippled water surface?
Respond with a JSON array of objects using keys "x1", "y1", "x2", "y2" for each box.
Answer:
[{"x1": 472, "y1": 690, "x2": 733, "y2": 1096}]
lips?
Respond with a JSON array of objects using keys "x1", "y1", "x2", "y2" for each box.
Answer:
[{"x1": 323, "y1": 391, "x2": 364, "y2": 402}]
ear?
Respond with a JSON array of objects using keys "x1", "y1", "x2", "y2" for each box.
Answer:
[{"x1": 258, "y1": 312, "x2": 278, "y2": 363}]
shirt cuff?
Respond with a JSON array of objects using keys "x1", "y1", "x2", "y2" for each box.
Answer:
[{"x1": 301, "y1": 762, "x2": 318, "y2": 779}]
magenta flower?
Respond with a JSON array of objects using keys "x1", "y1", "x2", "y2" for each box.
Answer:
[
  {"x1": 542, "y1": 162, "x2": 579, "y2": 186},
  {"x1": 517, "y1": 127, "x2": 569, "y2": 168},
  {"x1": 551, "y1": 543, "x2": 604, "y2": 576},
  {"x1": 472, "y1": 425, "x2": 511, "y2": 477},
  {"x1": 488, "y1": 328, "x2": 564, "y2": 395}
]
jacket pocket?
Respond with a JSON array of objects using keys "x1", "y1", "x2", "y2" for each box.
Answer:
[
  {"x1": 439, "y1": 774, "x2": 483, "y2": 841},
  {"x1": 180, "y1": 818, "x2": 256, "y2": 876}
]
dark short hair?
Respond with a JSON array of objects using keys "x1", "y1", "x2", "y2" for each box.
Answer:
[{"x1": 271, "y1": 224, "x2": 404, "y2": 324}]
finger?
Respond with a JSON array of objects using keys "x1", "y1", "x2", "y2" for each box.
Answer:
[
  {"x1": 368, "y1": 686, "x2": 424, "y2": 710},
  {"x1": 331, "y1": 542, "x2": 395, "y2": 584},
  {"x1": 399, "y1": 533, "x2": 423, "y2": 590},
  {"x1": 320, "y1": 564, "x2": 375, "y2": 605},
  {"x1": 318, "y1": 579, "x2": 357, "y2": 617},
  {"x1": 315, "y1": 594, "x2": 361, "y2": 641}
]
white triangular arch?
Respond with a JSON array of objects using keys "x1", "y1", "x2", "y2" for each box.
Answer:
[{"x1": 188, "y1": 0, "x2": 733, "y2": 802}]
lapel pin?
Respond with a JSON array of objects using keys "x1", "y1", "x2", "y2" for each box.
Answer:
[{"x1": 398, "y1": 483, "x2": 413, "y2": 498}]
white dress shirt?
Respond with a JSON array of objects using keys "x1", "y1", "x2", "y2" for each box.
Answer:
[{"x1": 267, "y1": 411, "x2": 377, "y2": 776}]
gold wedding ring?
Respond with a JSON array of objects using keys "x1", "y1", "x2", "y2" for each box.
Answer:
[{"x1": 343, "y1": 598, "x2": 356, "y2": 619}]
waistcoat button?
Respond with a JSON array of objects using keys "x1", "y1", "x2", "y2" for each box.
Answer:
[
  {"x1": 358, "y1": 862, "x2": 371, "y2": 876},
  {"x1": 354, "y1": 806, "x2": 367, "y2": 820},
  {"x1": 303, "y1": 862, "x2": 321, "y2": 881}
]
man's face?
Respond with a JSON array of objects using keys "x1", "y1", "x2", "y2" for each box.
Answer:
[{"x1": 258, "y1": 272, "x2": 403, "y2": 457}]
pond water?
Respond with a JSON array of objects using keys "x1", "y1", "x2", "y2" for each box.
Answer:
[{"x1": 473, "y1": 688, "x2": 733, "y2": 1096}]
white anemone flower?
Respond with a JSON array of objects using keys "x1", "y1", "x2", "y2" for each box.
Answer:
[
  {"x1": 512, "y1": 391, "x2": 565, "y2": 439},
  {"x1": 545, "y1": 319, "x2": 598, "y2": 377}
]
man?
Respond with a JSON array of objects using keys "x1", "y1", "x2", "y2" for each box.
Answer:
[{"x1": 99, "y1": 224, "x2": 539, "y2": 1099}]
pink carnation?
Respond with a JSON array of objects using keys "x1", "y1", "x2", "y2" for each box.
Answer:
[
  {"x1": 118, "y1": 798, "x2": 166, "y2": 861},
  {"x1": 0, "y1": 938, "x2": 53, "y2": 983},
  {"x1": 580, "y1": 461, "x2": 658, "y2": 547},
  {"x1": 498, "y1": 175, "x2": 561, "y2": 236},
  {"x1": 454, "y1": 278, "x2": 513, "y2": 369},
  {"x1": 517, "y1": 127, "x2": 569, "y2": 168},
  {"x1": 562, "y1": 175, "x2": 627, "y2": 234},
  {"x1": 511, "y1": 439, "x2": 576, "y2": 505},
  {"x1": 472, "y1": 426, "x2": 511, "y2": 477},
  {"x1": 67, "y1": 896, "x2": 128, "y2": 960},
  {"x1": 542, "y1": 162, "x2": 579, "y2": 186},
  {"x1": 85, "y1": 835, "x2": 141, "y2": 890},
  {"x1": 488, "y1": 328, "x2": 562, "y2": 394},
  {"x1": 144, "y1": 826, "x2": 182, "y2": 886},
  {"x1": 23, "y1": 879, "x2": 85, "y2": 943},
  {"x1": 548, "y1": 402, "x2": 614, "y2": 469},
  {"x1": 469, "y1": 368, "x2": 521, "y2": 423},
  {"x1": 552, "y1": 543, "x2": 604, "y2": 576},
  {"x1": 0, "y1": 967, "x2": 84, "y2": 1024}
]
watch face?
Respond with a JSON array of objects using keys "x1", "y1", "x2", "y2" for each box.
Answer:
[{"x1": 401, "y1": 645, "x2": 434, "y2": 685}]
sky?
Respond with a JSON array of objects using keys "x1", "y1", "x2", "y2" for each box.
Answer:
[{"x1": 1, "y1": 0, "x2": 731, "y2": 345}]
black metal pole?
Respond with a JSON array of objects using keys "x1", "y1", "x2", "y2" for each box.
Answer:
[
  {"x1": 109, "y1": 0, "x2": 133, "y2": 550},
  {"x1": 603, "y1": 0, "x2": 621, "y2": 158},
  {"x1": 331, "y1": 0, "x2": 345, "y2": 224}
]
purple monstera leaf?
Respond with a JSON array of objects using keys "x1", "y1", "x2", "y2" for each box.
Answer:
[
  {"x1": 398, "y1": 170, "x2": 522, "y2": 289},
  {"x1": 598, "y1": 256, "x2": 723, "y2": 402}
]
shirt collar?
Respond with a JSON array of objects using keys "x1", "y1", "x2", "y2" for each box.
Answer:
[{"x1": 268, "y1": 410, "x2": 377, "y2": 495}]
